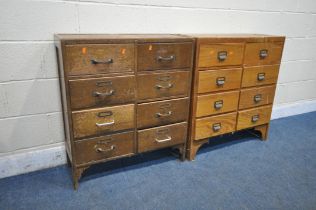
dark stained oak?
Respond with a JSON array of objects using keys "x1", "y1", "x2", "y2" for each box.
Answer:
[
  {"x1": 137, "y1": 71, "x2": 190, "y2": 101},
  {"x1": 138, "y1": 122, "x2": 187, "y2": 153},
  {"x1": 137, "y1": 97, "x2": 189, "y2": 129},
  {"x1": 137, "y1": 43, "x2": 193, "y2": 71},
  {"x1": 74, "y1": 131, "x2": 134, "y2": 165},
  {"x1": 65, "y1": 44, "x2": 135, "y2": 76},
  {"x1": 72, "y1": 104, "x2": 135, "y2": 139},
  {"x1": 69, "y1": 75, "x2": 136, "y2": 109},
  {"x1": 55, "y1": 34, "x2": 193, "y2": 189}
]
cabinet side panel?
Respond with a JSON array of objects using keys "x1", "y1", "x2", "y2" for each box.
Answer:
[{"x1": 55, "y1": 39, "x2": 74, "y2": 163}]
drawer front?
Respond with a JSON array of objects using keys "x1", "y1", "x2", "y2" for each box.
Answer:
[
  {"x1": 138, "y1": 122, "x2": 187, "y2": 153},
  {"x1": 65, "y1": 44, "x2": 134, "y2": 76},
  {"x1": 196, "y1": 91, "x2": 239, "y2": 117},
  {"x1": 72, "y1": 104, "x2": 134, "y2": 139},
  {"x1": 194, "y1": 112, "x2": 237, "y2": 140},
  {"x1": 244, "y1": 42, "x2": 284, "y2": 66},
  {"x1": 74, "y1": 131, "x2": 134, "y2": 165},
  {"x1": 237, "y1": 105, "x2": 272, "y2": 130},
  {"x1": 198, "y1": 68, "x2": 242, "y2": 93},
  {"x1": 239, "y1": 85, "x2": 276, "y2": 110},
  {"x1": 137, "y1": 43, "x2": 193, "y2": 71},
  {"x1": 242, "y1": 65, "x2": 280, "y2": 88},
  {"x1": 137, "y1": 98, "x2": 189, "y2": 129},
  {"x1": 69, "y1": 76, "x2": 136, "y2": 109},
  {"x1": 198, "y1": 43, "x2": 244, "y2": 68},
  {"x1": 137, "y1": 71, "x2": 190, "y2": 101}
]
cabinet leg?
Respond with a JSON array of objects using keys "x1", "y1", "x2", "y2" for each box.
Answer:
[
  {"x1": 171, "y1": 144, "x2": 186, "y2": 161},
  {"x1": 252, "y1": 123, "x2": 270, "y2": 141},
  {"x1": 72, "y1": 166, "x2": 89, "y2": 190},
  {"x1": 66, "y1": 154, "x2": 72, "y2": 168},
  {"x1": 186, "y1": 139, "x2": 208, "y2": 161},
  {"x1": 179, "y1": 144, "x2": 186, "y2": 161}
]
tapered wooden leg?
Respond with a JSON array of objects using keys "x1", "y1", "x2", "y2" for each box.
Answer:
[
  {"x1": 252, "y1": 123, "x2": 270, "y2": 141},
  {"x1": 72, "y1": 166, "x2": 89, "y2": 190},
  {"x1": 187, "y1": 139, "x2": 208, "y2": 161}
]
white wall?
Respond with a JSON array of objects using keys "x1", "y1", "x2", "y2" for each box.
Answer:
[{"x1": 0, "y1": 0, "x2": 316, "y2": 165}]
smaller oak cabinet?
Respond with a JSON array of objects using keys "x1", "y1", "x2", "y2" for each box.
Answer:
[
  {"x1": 187, "y1": 34, "x2": 285, "y2": 160},
  {"x1": 55, "y1": 34, "x2": 194, "y2": 189}
]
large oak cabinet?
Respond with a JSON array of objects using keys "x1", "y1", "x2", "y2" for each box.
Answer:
[{"x1": 55, "y1": 34, "x2": 194, "y2": 189}]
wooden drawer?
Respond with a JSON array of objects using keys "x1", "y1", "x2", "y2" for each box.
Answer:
[
  {"x1": 194, "y1": 112, "x2": 237, "y2": 140},
  {"x1": 198, "y1": 43, "x2": 244, "y2": 68},
  {"x1": 137, "y1": 71, "x2": 190, "y2": 101},
  {"x1": 198, "y1": 68, "x2": 242, "y2": 93},
  {"x1": 72, "y1": 104, "x2": 135, "y2": 139},
  {"x1": 239, "y1": 85, "x2": 276, "y2": 110},
  {"x1": 244, "y1": 42, "x2": 284, "y2": 66},
  {"x1": 69, "y1": 75, "x2": 136, "y2": 110},
  {"x1": 137, "y1": 98, "x2": 189, "y2": 129},
  {"x1": 242, "y1": 65, "x2": 280, "y2": 88},
  {"x1": 74, "y1": 131, "x2": 134, "y2": 165},
  {"x1": 196, "y1": 91, "x2": 239, "y2": 117},
  {"x1": 138, "y1": 122, "x2": 187, "y2": 153},
  {"x1": 65, "y1": 44, "x2": 134, "y2": 76},
  {"x1": 237, "y1": 105, "x2": 272, "y2": 130},
  {"x1": 137, "y1": 43, "x2": 193, "y2": 71}
]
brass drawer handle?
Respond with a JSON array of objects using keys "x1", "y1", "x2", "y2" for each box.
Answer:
[
  {"x1": 155, "y1": 135, "x2": 172, "y2": 143},
  {"x1": 91, "y1": 58, "x2": 113, "y2": 64},
  {"x1": 214, "y1": 100, "x2": 223, "y2": 110},
  {"x1": 218, "y1": 51, "x2": 227, "y2": 61},
  {"x1": 212, "y1": 123, "x2": 221, "y2": 132},
  {"x1": 93, "y1": 90, "x2": 115, "y2": 97},
  {"x1": 157, "y1": 55, "x2": 176, "y2": 62},
  {"x1": 96, "y1": 111, "x2": 114, "y2": 127},
  {"x1": 97, "y1": 111, "x2": 113, "y2": 118},
  {"x1": 157, "y1": 75, "x2": 171, "y2": 81},
  {"x1": 95, "y1": 145, "x2": 116, "y2": 153},
  {"x1": 254, "y1": 94, "x2": 262, "y2": 103},
  {"x1": 155, "y1": 83, "x2": 173, "y2": 89},
  {"x1": 252, "y1": 115, "x2": 259, "y2": 123},
  {"x1": 259, "y1": 49, "x2": 268, "y2": 59},
  {"x1": 96, "y1": 120, "x2": 115, "y2": 127},
  {"x1": 257, "y1": 73, "x2": 265, "y2": 81},
  {"x1": 216, "y1": 77, "x2": 225, "y2": 86},
  {"x1": 156, "y1": 111, "x2": 172, "y2": 118},
  {"x1": 96, "y1": 81, "x2": 112, "y2": 87}
]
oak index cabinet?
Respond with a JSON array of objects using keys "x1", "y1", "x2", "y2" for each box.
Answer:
[
  {"x1": 187, "y1": 34, "x2": 285, "y2": 160},
  {"x1": 55, "y1": 34, "x2": 194, "y2": 189}
]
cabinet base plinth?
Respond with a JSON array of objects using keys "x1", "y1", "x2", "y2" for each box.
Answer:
[
  {"x1": 72, "y1": 166, "x2": 90, "y2": 190},
  {"x1": 248, "y1": 123, "x2": 270, "y2": 141},
  {"x1": 171, "y1": 144, "x2": 186, "y2": 161},
  {"x1": 187, "y1": 139, "x2": 208, "y2": 161}
]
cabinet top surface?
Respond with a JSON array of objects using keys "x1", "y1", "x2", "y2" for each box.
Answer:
[
  {"x1": 188, "y1": 34, "x2": 285, "y2": 42},
  {"x1": 55, "y1": 34, "x2": 285, "y2": 44},
  {"x1": 55, "y1": 34, "x2": 193, "y2": 43}
]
